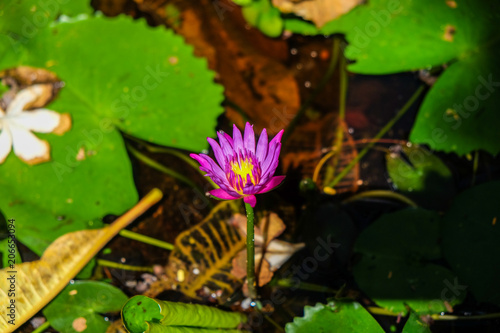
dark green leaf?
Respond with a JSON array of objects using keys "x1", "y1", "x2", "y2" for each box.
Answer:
[
  {"x1": 354, "y1": 208, "x2": 464, "y2": 314},
  {"x1": 442, "y1": 181, "x2": 500, "y2": 306}
]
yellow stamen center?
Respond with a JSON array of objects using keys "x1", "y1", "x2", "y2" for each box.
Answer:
[{"x1": 231, "y1": 158, "x2": 257, "y2": 186}]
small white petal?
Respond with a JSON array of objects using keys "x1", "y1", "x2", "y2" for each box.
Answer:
[
  {"x1": 0, "y1": 127, "x2": 13, "y2": 163},
  {"x1": 12, "y1": 109, "x2": 62, "y2": 133},
  {"x1": 6, "y1": 85, "x2": 44, "y2": 115},
  {"x1": 10, "y1": 123, "x2": 50, "y2": 164}
]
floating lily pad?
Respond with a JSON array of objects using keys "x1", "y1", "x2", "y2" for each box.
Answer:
[
  {"x1": 285, "y1": 301, "x2": 384, "y2": 333},
  {"x1": 353, "y1": 208, "x2": 464, "y2": 314},
  {"x1": 43, "y1": 280, "x2": 128, "y2": 333},
  {"x1": 0, "y1": 4, "x2": 224, "y2": 255},
  {"x1": 442, "y1": 181, "x2": 500, "y2": 306},
  {"x1": 327, "y1": 0, "x2": 500, "y2": 155}
]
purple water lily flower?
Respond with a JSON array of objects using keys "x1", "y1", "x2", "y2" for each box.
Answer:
[{"x1": 190, "y1": 123, "x2": 285, "y2": 207}]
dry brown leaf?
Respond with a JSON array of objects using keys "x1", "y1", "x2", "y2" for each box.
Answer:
[
  {"x1": 259, "y1": 213, "x2": 286, "y2": 247},
  {"x1": 273, "y1": 0, "x2": 364, "y2": 27},
  {"x1": 231, "y1": 213, "x2": 305, "y2": 289},
  {"x1": 0, "y1": 189, "x2": 162, "y2": 332}
]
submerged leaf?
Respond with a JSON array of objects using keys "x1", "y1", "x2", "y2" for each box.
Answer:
[
  {"x1": 353, "y1": 208, "x2": 464, "y2": 314},
  {"x1": 386, "y1": 145, "x2": 454, "y2": 208}
]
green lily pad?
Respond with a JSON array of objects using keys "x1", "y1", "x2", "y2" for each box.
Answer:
[
  {"x1": 276, "y1": 0, "x2": 500, "y2": 154},
  {"x1": 353, "y1": 208, "x2": 464, "y2": 314},
  {"x1": 410, "y1": 51, "x2": 500, "y2": 155},
  {"x1": 386, "y1": 145, "x2": 455, "y2": 208},
  {"x1": 442, "y1": 181, "x2": 500, "y2": 306},
  {"x1": 0, "y1": 5, "x2": 224, "y2": 255},
  {"x1": 325, "y1": 0, "x2": 500, "y2": 155},
  {"x1": 43, "y1": 280, "x2": 128, "y2": 333},
  {"x1": 285, "y1": 301, "x2": 384, "y2": 333}
]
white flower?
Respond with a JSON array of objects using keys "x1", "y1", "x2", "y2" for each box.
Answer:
[{"x1": 0, "y1": 84, "x2": 71, "y2": 165}]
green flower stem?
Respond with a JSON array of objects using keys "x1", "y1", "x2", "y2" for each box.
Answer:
[
  {"x1": 323, "y1": 50, "x2": 348, "y2": 186},
  {"x1": 276, "y1": 278, "x2": 338, "y2": 294},
  {"x1": 244, "y1": 202, "x2": 257, "y2": 299},
  {"x1": 341, "y1": 190, "x2": 418, "y2": 208},
  {"x1": 97, "y1": 259, "x2": 154, "y2": 273},
  {"x1": 146, "y1": 146, "x2": 200, "y2": 169},
  {"x1": 282, "y1": 37, "x2": 341, "y2": 144},
  {"x1": 326, "y1": 85, "x2": 426, "y2": 189},
  {"x1": 125, "y1": 135, "x2": 219, "y2": 190},
  {"x1": 127, "y1": 144, "x2": 209, "y2": 201},
  {"x1": 31, "y1": 321, "x2": 51, "y2": 333},
  {"x1": 144, "y1": 144, "x2": 218, "y2": 190},
  {"x1": 118, "y1": 228, "x2": 175, "y2": 251}
]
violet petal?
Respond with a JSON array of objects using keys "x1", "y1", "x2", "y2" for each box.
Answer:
[
  {"x1": 243, "y1": 122, "x2": 255, "y2": 154},
  {"x1": 217, "y1": 131, "x2": 235, "y2": 157},
  {"x1": 209, "y1": 188, "x2": 242, "y2": 200},
  {"x1": 207, "y1": 137, "x2": 226, "y2": 167},
  {"x1": 232, "y1": 124, "x2": 244, "y2": 153},
  {"x1": 255, "y1": 128, "x2": 268, "y2": 162},
  {"x1": 256, "y1": 175, "x2": 286, "y2": 194},
  {"x1": 190, "y1": 153, "x2": 211, "y2": 170},
  {"x1": 243, "y1": 195, "x2": 257, "y2": 207}
]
